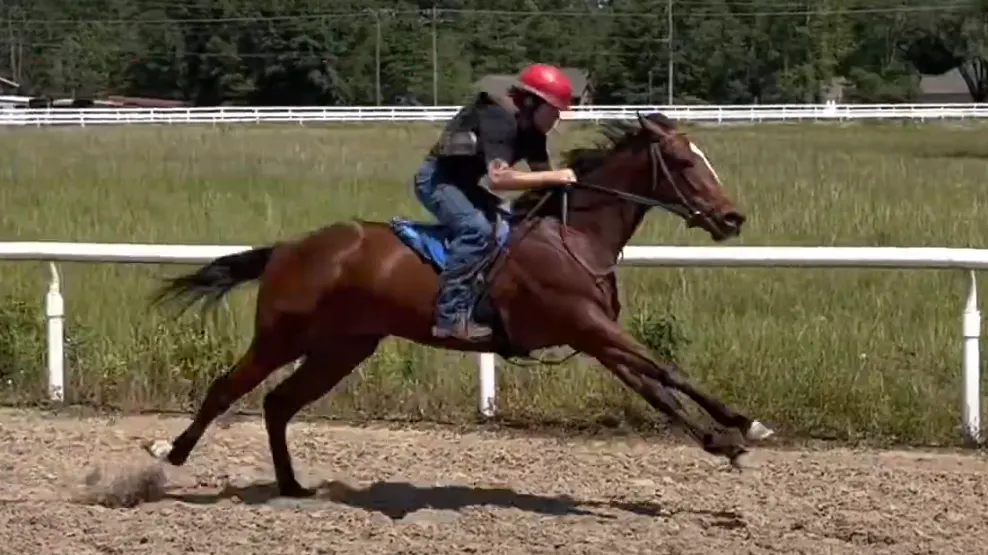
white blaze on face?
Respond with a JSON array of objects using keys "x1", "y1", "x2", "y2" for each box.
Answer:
[{"x1": 688, "y1": 140, "x2": 721, "y2": 185}]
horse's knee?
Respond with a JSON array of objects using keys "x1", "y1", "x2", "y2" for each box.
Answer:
[
  {"x1": 651, "y1": 359, "x2": 687, "y2": 385},
  {"x1": 262, "y1": 390, "x2": 288, "y2": 421},
  {"x1": 633, "y1": 358, "x2": 672, "y2": 386},
  {"x1": 203, "y1": 373, "x2": 238, "y2": 412}
]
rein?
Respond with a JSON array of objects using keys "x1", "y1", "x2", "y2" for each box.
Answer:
[
  {"x1": 568, "y1": 139, "x2": 704, "y2": 223},
  {"x1": 472, "y1": 135, "x2": 705, "y2": 369}
]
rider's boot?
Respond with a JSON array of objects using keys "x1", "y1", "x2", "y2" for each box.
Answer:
[
  {"x1": 432, "y1": 222, "x2": 493, "y2": 342},
  {"x1": 433, "y1": 312, "x2": 492, "y2": 342},
  {"x1": 433, "y1": 275, "x2": 492, "y2": 342}
]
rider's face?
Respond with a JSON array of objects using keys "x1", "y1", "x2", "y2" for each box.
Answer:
[{"x1": 532, "y1": 102, "x2": 561, "y2": 134}]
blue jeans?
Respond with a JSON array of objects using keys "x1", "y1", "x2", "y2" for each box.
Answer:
[{"x1": 413, "y1": 157, "x2": 494, "y2": 327}]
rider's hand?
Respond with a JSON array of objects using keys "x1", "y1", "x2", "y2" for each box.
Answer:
[{"x1": 556, "y1": 168, "x2": 577, "y2": 184}]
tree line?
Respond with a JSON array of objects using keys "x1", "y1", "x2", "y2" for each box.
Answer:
[{"x1": 0, "y1": 0, "x2": 985, "y2": 106}]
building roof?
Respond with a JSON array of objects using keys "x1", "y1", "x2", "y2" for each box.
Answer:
[{"x1": 919, "y1": 68, "x2": 970, "y2": 96}]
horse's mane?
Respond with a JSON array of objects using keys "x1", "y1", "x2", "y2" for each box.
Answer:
[{"x1": 510, "y1": 112, "x2": 677, "y2": 222}]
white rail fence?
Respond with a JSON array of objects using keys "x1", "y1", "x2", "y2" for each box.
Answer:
[
  {"x1": 1, "y1": 102, "x2": 987, "y2": 126},
  {"x1": 1, "y1": 242, "x2": 982, "y2": 444}
]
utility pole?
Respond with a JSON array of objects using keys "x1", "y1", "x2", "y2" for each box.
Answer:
[
  {"x1": 666, "y1": 0, "x2": 674, "y2": 105},
  {"x1": 648, "y1": 69, "x2": 653, "y2": 103},
  {"x1": 374, "y1": 10, "x2": 381, "y2": 106},
  {"x1": 4, "y1": 11, "x2": 18, "y2": 82},
  {"x1": 431, "y1": 5, "x2": 439, "y2": 105}
]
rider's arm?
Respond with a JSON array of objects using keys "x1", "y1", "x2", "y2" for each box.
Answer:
[
  {"x1": 478, "y1": 108, "x2": 572, "y2": 191},
  {"x1": 487, "y1": 161, "x2": 573, "y2": 191}
]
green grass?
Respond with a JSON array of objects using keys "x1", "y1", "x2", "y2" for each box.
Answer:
[{"x1": 0, "y1": 121, "x2": 987, "y2": 445}]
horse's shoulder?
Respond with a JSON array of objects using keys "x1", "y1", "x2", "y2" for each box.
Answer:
[{"x1": 507, "y1": 218, "x2": 593, "y2": 256}]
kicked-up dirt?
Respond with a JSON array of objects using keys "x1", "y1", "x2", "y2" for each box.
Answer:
[{"x1": 0, "y1": 408, "x2": 985, "y2": 555}]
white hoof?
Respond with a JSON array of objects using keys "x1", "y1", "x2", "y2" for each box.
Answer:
[
  {"x1": 745, "y1": 420, "x2": 775, "y2": 442},
  {"x1": 731, "y1": 451, "x2": 752, "y2": 470},
  {"x1": 144, "y1": 439, "x2": 174, "y2": 459}
]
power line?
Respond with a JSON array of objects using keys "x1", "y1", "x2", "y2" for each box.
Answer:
[
  {"x1": 48, "y1": 0, "x2": 970, "y2": 8},
  {"x1": 0, "y1": 39, "x2": 672, "y2": 62},
  {"x1": 11, "y1": 3, "x2": 975, "y2": 25},
  {"x1": 432, "y1": 4, "x2": 973, "y2": 18}
]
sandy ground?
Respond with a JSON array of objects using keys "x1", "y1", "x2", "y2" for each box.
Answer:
[{"x1": 0, "y1": 409, "x2": 985, "y2": 555}]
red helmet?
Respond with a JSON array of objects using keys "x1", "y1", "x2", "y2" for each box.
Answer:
[{"x1": 515, "y1": 63, "x2": 572, "y2": 111}]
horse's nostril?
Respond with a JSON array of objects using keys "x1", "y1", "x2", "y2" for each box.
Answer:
[{"x1": 723, "y1": 212, "x2": 746, "y2": 228}]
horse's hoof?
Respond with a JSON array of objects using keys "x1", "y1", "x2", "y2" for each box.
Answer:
[
  {"x1": 745, "y1": 420, "x2": 775, "y2": 442},
  {"x1": 279, "y1": 482, "x2": 316, "y2": 498},
  {"x1": 729, "y1": 450, "x2": 753, "y2": 471},
  {"x1": 142, "y1": 439, "x2": 173, "y2": 460}
]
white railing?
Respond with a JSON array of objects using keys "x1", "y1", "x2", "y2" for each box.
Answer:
[
  {"x1": 1, "y1": 241, "x2": 982, "y2": 444},
  {"x1": 1, "y1": 102, "x2": 986, "y2": 126}
]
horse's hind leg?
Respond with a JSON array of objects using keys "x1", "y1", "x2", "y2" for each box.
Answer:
[
  {"x1": 144, "y1": 330, "x2": 302, "y2": 466},
  {"x1": 262, "y1": 337, "x2": 380, "y2": 497}
]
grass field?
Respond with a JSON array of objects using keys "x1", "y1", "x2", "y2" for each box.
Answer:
[{"x1": 0, "y1": 120, "x2": 986, "y2": 444}]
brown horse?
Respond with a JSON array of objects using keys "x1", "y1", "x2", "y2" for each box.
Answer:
[{"x1": 143, "y1": 113, "x2": 774, "y2": 497}]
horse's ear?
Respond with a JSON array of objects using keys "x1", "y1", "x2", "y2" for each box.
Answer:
[{"x1": 638, "y1": 112, "x2": 670, "y2": 139}]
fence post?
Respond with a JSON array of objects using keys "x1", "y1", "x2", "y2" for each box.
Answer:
[
  {"x1": 45, "y1": 262, "x2": 65, "y2": 403},
  {"x1": 479, "y1": 352, "x2": 496, "y2": 417},
  {"x1": 962, "y1": 269, "x2": 981, "y2": 444}
]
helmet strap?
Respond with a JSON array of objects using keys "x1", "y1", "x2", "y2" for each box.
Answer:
[{"x1": 511, "y1": 89, "x2": 541, "y2": 126}]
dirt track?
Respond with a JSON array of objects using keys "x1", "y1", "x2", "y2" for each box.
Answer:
[{"x1": 0, "y1": 408, "x2": 985, "y2": 555}]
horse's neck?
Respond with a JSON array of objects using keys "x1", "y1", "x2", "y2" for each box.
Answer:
[{"x1": 564, "y1": 188, "x2": 648, "y2": 262}]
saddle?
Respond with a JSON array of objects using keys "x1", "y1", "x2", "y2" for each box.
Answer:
[{"x1": 389, "y1": 209, "x2": 524, "y2": 358}]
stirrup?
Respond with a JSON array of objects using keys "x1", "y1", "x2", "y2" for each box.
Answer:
[{"x1": 432, "y1": 320, "x2": 491, "y2": 342}]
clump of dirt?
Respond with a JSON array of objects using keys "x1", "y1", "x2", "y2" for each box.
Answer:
[{"x1": 74, "y1": 462, "x2": 169, "y2": 508}]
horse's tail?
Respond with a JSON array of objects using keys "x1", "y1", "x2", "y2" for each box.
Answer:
[{"x1": 150, "y1": 245, "x2": 275, "y2": 315}]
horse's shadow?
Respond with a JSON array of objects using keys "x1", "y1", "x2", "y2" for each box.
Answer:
[{"x1": 166, "y1": 479, "x2": 694, "y2": 521}]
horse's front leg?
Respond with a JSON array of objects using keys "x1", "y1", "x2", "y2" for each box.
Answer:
[{"x1": 568, "y1": 303, "x2": 770, "y2": 466}]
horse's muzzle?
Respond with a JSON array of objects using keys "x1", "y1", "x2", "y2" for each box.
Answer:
[{"x1": 693, "y1": 210, "x2": 744, "y2": 241}]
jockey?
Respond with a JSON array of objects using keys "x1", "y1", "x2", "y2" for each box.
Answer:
[{"x1": 414, "y1": 62, "x2": 579, "y2": 342}]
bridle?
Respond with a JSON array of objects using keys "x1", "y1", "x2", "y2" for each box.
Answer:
[
  {"x1": 564, "y1": 134, "x2": 709, "y2": 227},
  {"x1": 500, "y1": 129, "x2": 716, "y2": 251}
]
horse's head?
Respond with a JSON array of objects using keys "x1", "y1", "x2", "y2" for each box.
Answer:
[
  {"x1": 577, "y1": 113, "x2": 743, "y2": 242},
  {"x1": 514, "y1": 112, "x2": 743, "y2": 245},
  {"x1": 628, "y1": 113, "x2": 744, "y2": 241}
]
